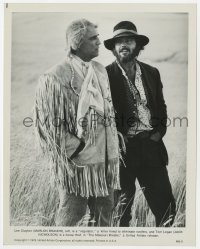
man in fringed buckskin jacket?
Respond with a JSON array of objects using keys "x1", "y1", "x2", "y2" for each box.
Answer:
[
  {"x1": 34, "y1": 19, "x2": 121, "y2": 226},
  {"x1": 104, "y1": 21, "x2": 176, "y2": 227}
]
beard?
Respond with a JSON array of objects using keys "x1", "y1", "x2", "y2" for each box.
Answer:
[{"x1": 113, "y1": 47, "x2": 139, "y2": 64}]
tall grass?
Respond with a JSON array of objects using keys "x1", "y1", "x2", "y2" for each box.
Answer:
[{"x1": 10, "y1": 154, "x2": 186, "y2": 227}]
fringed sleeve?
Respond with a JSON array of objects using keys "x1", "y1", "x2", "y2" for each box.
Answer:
[{"x1": 34, "y1": 74, "x2": 82, "y2": 185}]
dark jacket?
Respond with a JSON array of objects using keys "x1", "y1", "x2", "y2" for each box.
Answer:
[{"x1": 106, "y1": 60, "x2": 169, "y2": 165}]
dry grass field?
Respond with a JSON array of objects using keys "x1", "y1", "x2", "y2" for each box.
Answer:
[{"x1": 10, "y1": 12, "x2": 188, "y2": 226}]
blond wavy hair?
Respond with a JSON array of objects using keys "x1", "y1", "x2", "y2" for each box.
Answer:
[{"x1": 66, "y1": 19, "x2": 97, "y2": 52}]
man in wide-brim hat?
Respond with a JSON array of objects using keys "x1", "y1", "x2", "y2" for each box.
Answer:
[
  {"x1": 104, "y1": 21, "x2": 176, "y2": 227},
  {"x1": 104, "y1": 21, "x2": 149, "y2": 51}
]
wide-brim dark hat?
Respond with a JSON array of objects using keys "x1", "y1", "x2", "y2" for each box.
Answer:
[{"x1": 104, "y1": 21, "x2": 149, "y2": 50}]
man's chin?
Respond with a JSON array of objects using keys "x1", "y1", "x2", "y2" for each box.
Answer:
[
  {"x1": 113, "y1": 50, "x2": 135, "y2": 63},
  {"x1": 91, "y1": 52, "x2": 99, "y2": 59},
  {"x1": 119, "y1": 55, "x2": 132, "y2": 63}
]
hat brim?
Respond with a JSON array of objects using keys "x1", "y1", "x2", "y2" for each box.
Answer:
[{"x1": 104, "y1": 33, "x2": 149, "y2": 50}]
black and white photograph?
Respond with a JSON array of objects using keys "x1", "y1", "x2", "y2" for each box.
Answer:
[{"x1": 3, "y1": 3, "x2": 197, "y2": 246}]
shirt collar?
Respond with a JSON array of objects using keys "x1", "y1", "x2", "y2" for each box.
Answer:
[
  {"x1": 70, "y1": 53, "x2": 91, "y2": 68},
  {"x1": 116, "y1": 59, "x2": 142, "y2": 81}
]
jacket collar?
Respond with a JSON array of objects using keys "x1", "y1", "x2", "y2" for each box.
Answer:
[{"x1": 136, "y1": 60, "x2": 155, "y2": 100}]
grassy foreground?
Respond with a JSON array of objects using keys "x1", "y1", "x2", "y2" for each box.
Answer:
[{"x1": 10, "y1": 155, "x2": 185, "y2": 227}]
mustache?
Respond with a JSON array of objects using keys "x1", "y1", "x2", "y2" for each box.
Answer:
[{"x1": 119, "y1": 46, "x2": 130, "y2": 52}]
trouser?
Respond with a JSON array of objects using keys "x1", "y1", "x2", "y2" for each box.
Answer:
[
  {"x1": 117, "y1": 134, "x2": 176, "y2": 227},
  {"x1": 55, "y1": 185, "x2": 114, "y2": 227}
]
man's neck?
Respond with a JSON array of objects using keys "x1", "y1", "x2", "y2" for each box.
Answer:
[
  {"x1": 75, "y1": 51, "x2": 91, "y2": 62},
  {"x1": 120, "y1": 59, "x2": 136, "y2": 72}
]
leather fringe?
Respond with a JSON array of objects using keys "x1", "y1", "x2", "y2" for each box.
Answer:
[
  {"x1": 34, "y1": 74, "x2": 121, "y2": 197},
  {"x1": 55, "y1": 158, "x2": 120, "y2": 198}
]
